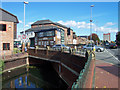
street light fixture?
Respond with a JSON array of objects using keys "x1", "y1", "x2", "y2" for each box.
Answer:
[{"x1": 90, "y1": 5, "x2": 94, "y2": 44}]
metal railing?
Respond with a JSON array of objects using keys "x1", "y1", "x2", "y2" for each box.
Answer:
[
  {"x1": 71, "y1": 52, "x2": 92, "y2": 89},
  {"x1": 34, "y1": 47, "x2": 86, "y2": 57}
]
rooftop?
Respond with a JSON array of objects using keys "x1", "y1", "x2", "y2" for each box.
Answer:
[
  {"x1": 0, "y1": 8, "x2": 19, "y2": 23},
  {"x1": 21, "y1": 26, "x2": 61, "y2": 33},
  {"x1": 31, "y1": 19, "x2": 69, "y2": 29}
]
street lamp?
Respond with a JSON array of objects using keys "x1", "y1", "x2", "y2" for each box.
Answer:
[
  {"x1": 90, "y1": 5, "x2": 94, "y2": 44},
  {"x1": 23, "y1": 1, "x2": 29, "y2": 34}
]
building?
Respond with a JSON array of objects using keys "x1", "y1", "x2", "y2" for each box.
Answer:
[
  {"x1": 24, "y1": 26, "x2": 64, "y2": 47},
  {"x1": 21, "y1": 19, "x2": 73, "y2": 47},
  {"x1": 0, "y1": 8, "x2": 19, "y2": 56},
  {"x1": 103, "y1": 33, "x2": 110, "y2": 42},
  {"x1": 77, "y1": 36, "x2": 89, "y2": 45}
]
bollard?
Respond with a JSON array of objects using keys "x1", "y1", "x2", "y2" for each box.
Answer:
[
  {"x1": 85, "y1": 50, "x2": 88, "y2": 60},
  {"x1": 70, "y1": 48, "x2": 73, "y2": 55},
  {"x1": 61, "y1": 47, "x2": 64, "y2": 52},
  {"x1": 35, "y1": 46, "x2": 38, "y2": 54},
  {"x1": 93, "y1": 46, "x2": 96, "y2": 52},
  {"x1": 46, "y1": 46, "x2": 50, "y2": 56},
  {"x1": 92, "y1": 51, "x2": 96, "y2": 60}
]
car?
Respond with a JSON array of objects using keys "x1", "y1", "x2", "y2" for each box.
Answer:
[
  {"x1": 52, "y1": 44, "x2": 70, "y2": 50},
  {"x1": 109, "y1": 43, "x2": 117, "y2": 49},
  {"x1": 105, "y1": 42, "x2": 109, "y2": 46},
  {"x1": 83, "y1": 44, "x2": 104, "y2": 52}
]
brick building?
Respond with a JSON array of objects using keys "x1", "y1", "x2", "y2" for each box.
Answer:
[
  {"x1": 23, "y1": 20, "x2": 73, "y2": 47},
  {"x1": 0, "y1": 8, "x2": 19, "y2": 56},
  {"x1": 77, "y1": 36, "x2": 89, "y2": 45}
]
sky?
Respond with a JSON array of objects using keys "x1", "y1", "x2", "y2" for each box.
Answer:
[{"x1": 1, "y1": 2, "x2": 118, "y2": 41}]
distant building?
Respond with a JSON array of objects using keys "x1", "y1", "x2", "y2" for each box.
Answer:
[
  {"x1": 73, "y1": 32, "x2": 78, "y2": 45},
  {"x1": 103, "y1": 33, "x2": 110, "y2": 42},
  {"x1": 0, "y1": 8, "x2": 19, "y2": 56},
  {"x1": 21, "y1": 20, "x2": 73, "y2": 47},
  {"x1": 77, "y1": 36, "x2": 89, "y2": 44}
]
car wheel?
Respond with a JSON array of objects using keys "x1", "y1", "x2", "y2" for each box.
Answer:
[{"x1": 97, "y1": 49, "x2": 101, "y2": 52}]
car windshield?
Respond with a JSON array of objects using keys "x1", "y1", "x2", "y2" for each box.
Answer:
[
  {"x1": 62, "y1": 44, "x2": 65, "y2": 46},
  {"x1": 110, "y1": 43, "x2": 116, "y2": 45},
  {"x1": 56, "y1": 45, "x2": 61, "y2": 46}
]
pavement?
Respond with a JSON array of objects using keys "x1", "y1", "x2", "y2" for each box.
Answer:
[
  {"x1": 95, "y1": 60, "x2": 119, "y2": 89},
  {"x1": 95, "y1": 47, "x2": 120, "y2": 89}
]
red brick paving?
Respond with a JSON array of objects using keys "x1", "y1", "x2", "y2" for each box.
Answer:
[{"x1": 95, "y1": 60, "x2": 119, "y2": 89}]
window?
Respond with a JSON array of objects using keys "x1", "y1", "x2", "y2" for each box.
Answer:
[
  {"x1": 0, "y1": 24, "x2": 6, "y2": 31},
  {"x1": 38, "y1": 32, "x2": 44, "y2": 37},
  {"x1": 50, "y1": 41, "x2": 54, "y2": 45},
  {"x1": 3, "y1": 43, "x2": 10, "y2": 50},
  {"x1": 67, "y1": 28, "x2": 70, "y2": 35},
  {"x1": 47, "y1": 41, "x2": 49, "y2": 45},
  {"x1": 38, "y1": 41, "x2": 41, "y2": 45}
]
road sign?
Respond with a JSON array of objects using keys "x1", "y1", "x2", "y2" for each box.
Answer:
[{"x1": 22, "y1": 34, "x2": 26, "y2": 39}]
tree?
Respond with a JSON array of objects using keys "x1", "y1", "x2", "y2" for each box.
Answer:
[
  {"x1": 116, "y1": 31, "x2": 120, "y2": 45},
  {"x1": 88, "y1": 33, "x2": 100, "y2": 43}
]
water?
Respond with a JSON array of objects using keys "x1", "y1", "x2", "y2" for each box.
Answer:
[{"x1": 2, "y1": 63, "x2": 68, "y2": 89}]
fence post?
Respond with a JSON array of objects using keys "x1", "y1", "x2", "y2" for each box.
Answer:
[
  {"x1": 35, "y1": 46, "x2": 38, "y2": 54},
  {"x1": 46, "y1": 46, "x2": 49, "y2": 56}
]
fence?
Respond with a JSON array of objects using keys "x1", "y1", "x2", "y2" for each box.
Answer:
[
  {"x1": 71, "y1": 52, "x2": 93, "y2": 89},
  {"x1": 36, "y1": 47, "x2": 86, "y2": 57}
]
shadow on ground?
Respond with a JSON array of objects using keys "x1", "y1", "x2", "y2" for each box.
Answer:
[{"x1": 96, "y1": 65, "x2": 120, "y2": 78}]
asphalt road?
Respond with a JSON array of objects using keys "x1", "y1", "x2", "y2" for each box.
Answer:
[{"x1": 95, "y1": 47, "x2": 120, "y2": 66}]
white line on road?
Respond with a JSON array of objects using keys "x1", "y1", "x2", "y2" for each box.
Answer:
[{"x1": 105, "y1": 49, "x2": 120, "y2": 63}]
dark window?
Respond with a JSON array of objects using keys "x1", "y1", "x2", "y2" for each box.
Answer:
[
  {"x1": 67, "y1": 28, "x2": 70, "y2": 35},
  {"x1": 3, "y1": 43, "x2": 10, "y2": 50},
  {"x1": 0, "y1": 24, "x2": 6, "y2": 31}
]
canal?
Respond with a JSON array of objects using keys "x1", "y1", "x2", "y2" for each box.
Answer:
[{"x1": 2, "y1": 62, "x2": 68, "y2": 89}]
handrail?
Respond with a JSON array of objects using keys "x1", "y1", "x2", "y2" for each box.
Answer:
[{"x1": 71, "y1": 52, "x2": 92, "y2": 89}]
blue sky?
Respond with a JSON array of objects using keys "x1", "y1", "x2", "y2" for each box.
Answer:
[{"x1": 1, "y1": 2, "x2": 118, "y2": 41}]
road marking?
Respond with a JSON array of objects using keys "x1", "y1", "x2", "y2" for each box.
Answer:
[{"x1": 105, "y1": 49, "x2": 120, "y2": 63}]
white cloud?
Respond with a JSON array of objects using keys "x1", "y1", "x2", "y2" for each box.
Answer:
[
  {"x1": 28, "y1": 22, "x2": 34, "y2": 25},
  {"x1": 57, "y1": 20, "x2": 117, "y2": 33},
  {"x1": 104, "y1": 22, "x2": 115, "y2": 27},
  {"x1": 19, "y1": 20, "x2": 23, "y2": 23},
  {"x1": 25, "y1": 22, "x2": 34, "y2": 28},
  {"x1": 25, "y1": 25, "x2": 29, "y2": 27},
  {"x1": 42, "y1": 17, "x2": 47, "y2": 19}
]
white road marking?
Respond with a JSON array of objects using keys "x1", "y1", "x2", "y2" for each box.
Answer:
[{"x1": 105, "y1": 49, "x2": 120, "y2": 63}]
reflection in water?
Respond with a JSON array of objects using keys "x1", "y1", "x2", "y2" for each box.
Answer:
[{"x1": 2, "y1": 63, "x2": 68, "y2": 89}]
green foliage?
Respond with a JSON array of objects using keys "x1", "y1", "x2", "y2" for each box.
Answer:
[
  {"x1": 13, "y1": 48, "x2": 21, "y2": 54},
  {"x1": 0, "y1": 59, "x2": 4, "y2": 74},
  {"x1": 116, "y1": 31, "x2": 120, "y2": 45},
  {"x1": 88, "y1": 33, "x2": 100, "y2": 42}
]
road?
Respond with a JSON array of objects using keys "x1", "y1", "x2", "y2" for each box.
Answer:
[{"x1": 95, "y1": 47, "x2": 120, "y2": 66}]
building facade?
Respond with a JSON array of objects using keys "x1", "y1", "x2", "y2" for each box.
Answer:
[
  {"x1": 22, "y1": 20, "x2": 73, "y2": 47},
  {"x1": 103, "y1": 33, "x2": 110, "y2": 42},
  {"x1": 0, "y1": 8, "x2": 19, "y2": 56}
]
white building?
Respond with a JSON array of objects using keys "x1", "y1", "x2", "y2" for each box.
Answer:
[{"x1": 103, "y1": 33, "x2": 110, "y2": 42}]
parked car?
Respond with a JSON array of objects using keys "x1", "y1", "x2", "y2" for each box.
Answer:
[
  {"x1": 105, "y1": 42, "x2": 109, "y2": 46},
  {"x1": 52, "y1": 44, "x2": 70, "y2": 50},
  {"x1": 109, "y1": 43, "x2": 117, "y2": 49},
  {"x1": 83, "y1": 44, "x2": 104, "y2": 52}
]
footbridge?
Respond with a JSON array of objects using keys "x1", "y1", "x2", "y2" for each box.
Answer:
[{"x1": 27, "y1": 48, "x2": 95, "y2": 88}]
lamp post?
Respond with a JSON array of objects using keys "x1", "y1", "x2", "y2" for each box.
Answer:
[
  {"x1": 90, "y1": 5, "x2": 94, "y2": 44},
  {"x1": 23, "y1": 1, "x2": 29, "y2": 34}
]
